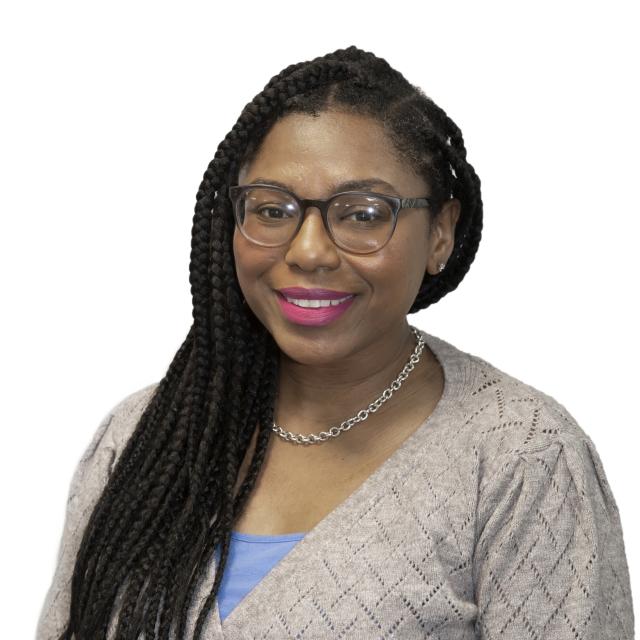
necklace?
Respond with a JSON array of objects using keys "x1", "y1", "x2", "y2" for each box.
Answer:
[{"x1": 271, "y1": 325, "x2": 426, "y2": 445}]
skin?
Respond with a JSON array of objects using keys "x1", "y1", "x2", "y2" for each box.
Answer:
[{"x1": 232, "y1": 110, "x2": 460, "y2": 469}]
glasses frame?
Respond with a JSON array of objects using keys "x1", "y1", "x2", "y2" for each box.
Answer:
[{"x1": 228, "y1": 183, "x2": 434, "y2": 255}]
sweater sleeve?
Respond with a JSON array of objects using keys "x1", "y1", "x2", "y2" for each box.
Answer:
[
  {"x1": 35, "y1": 385, "x2": 156, "y2": 640},
  {"x1": 473, "y1": 435, "x2": 635, "y2": 639}
]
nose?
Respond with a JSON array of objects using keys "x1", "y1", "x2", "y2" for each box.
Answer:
[{"x1": 284, "y1": 206, "x2": 341, "y2": 272}]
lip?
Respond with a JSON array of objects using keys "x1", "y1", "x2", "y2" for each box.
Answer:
[
  {"x1": 275, "y1": 291, "x2": 356, "y2": 326},
  {"x1": 276, "y1": 287, "x2": 355, "y2": 300}
]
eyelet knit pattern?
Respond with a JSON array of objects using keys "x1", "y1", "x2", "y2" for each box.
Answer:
[{"x1": 36, "y1": 331, "x2": 634, "y2": 639}]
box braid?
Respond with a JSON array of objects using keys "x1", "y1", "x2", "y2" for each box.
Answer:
[{"x1": 58, "y1": 45, "x2": 482, "y2": 639}]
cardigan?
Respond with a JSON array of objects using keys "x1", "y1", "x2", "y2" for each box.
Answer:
[
  {"x1": 36, "y1": 328, "x2": 635, "y2": 639},
  {"x1": 214, "y1": 531, "x2": 306, "y2": 622}
]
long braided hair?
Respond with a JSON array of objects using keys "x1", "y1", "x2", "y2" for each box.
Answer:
[{"x1": 59, "y1": 45, "x2": 483, "y2": 639}]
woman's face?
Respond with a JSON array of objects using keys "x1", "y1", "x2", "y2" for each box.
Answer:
[{"x1": 233, "y1": 110, "x2": 458, "y2": 366}]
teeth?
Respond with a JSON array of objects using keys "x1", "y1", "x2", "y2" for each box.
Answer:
[{"x1": 285, "y1": 295, "x2": 353, "y2": 308}]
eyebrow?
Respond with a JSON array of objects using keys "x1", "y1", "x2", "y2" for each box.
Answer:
[{"x1": 246, "y1": 176, "x2": 401, "y2": 196}]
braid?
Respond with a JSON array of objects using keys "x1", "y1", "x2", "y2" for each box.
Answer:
[
  {"x1": 68, "y1": 330, "x2": 194, "y2": 630},
  {"x1": 407, "y1": 98, "x2": 483, "y2": 310},
  {"x1": 59, "y1": 45, "x2": 482, "y2": 639}
]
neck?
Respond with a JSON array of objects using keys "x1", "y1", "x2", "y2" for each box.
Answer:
[{"x1": 274, "y1": 322, "x2": 431, "y2": 443}]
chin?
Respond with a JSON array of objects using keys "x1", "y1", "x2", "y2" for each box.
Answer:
[{"x1": 270, "y1": 327, "x2": 350, "y2": 365}]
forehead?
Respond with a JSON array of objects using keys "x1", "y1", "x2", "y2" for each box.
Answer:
[{"x1": 238, "y1": 111, "x2": 427, "y2": 197}]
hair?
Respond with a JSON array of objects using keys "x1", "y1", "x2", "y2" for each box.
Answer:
[{"x1": 59, "y1": 45, "x2": 483, "y2": 639}]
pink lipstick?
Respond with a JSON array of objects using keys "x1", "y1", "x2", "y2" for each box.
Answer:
[{"x1": 275, "y1": 288, "x2": 356, "y2": 326}]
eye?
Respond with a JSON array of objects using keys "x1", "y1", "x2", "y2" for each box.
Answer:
[
  {"x1": 331, "y1": 196, "x2": 393, "y2": 226},
  {"x1": 338, "y1": 207, "x2": 389, "y2": 225},
  {"x1": 253, "y1": 206, "x2": 295, "y2": 221},
  {"x1": 259, "y1": 206, "x2": 285, "y2": 218},
  {"x1": 345, "y1": 209, "x2": 383, "y2": 222}
]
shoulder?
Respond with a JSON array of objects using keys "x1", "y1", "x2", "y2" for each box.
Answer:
[
  {"x1": 65, "y1": 382, "x2": 161, "y2": 523},
  {"x1": 420, "y1": 331, "x2": 627, "y2": 523},
  {"x1": 35, "y1": 382, "x2": 161, "y2": 639},
  {"x1": 68, "y1": 381, "x2": 161, "y2": 517},
  {"x1": 440, "y1": 334, "x2": 594, "y2": 451},
  {"x1": 467, "y1": 349, "x2": 593, "y2": 451},
  {"x1": 454, "y1": 344, "x2": 619, "y2": 510},
  {"x1": 89, "y1": 382, "x2": 161, "y2": 461},
  {"x1": 423, "y1": 331, "x2": 606, "y2": 477}
]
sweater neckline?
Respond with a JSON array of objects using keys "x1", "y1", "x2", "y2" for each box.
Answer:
[{"x1": 215, "y1": 328, "x2": 471, "y2": 634}]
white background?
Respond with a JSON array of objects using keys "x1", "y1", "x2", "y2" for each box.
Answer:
[{"x1": 1, "y1": 1, "x2": 638, "y2": 636}]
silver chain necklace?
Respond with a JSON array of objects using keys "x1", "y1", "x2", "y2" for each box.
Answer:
[{"x1": 272, "y1": 325, "x2": 426, "y2": 445}]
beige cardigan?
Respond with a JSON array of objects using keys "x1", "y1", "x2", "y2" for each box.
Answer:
[{"x1": 36, "y1": 329, "x2": 635, "y2": 638}]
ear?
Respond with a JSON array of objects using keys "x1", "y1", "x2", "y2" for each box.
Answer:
[{"x1": 424, "y1": 198, "x2": 461, "y2": 276}]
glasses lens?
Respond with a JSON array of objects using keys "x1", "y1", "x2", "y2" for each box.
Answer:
[
  {"x1": 236, "y1": 187, "x2": 299, "y2": 246},
  {"x1": 327, "y1": 193, "x2": 394, "y2": 253}
]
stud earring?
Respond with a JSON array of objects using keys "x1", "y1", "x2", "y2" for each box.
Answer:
[{"x1": 438, "y1": 262, "x2": 445, "y2": 273}]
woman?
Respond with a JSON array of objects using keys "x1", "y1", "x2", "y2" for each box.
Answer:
[{"x1": 37, "y1": 46, "x2": 634, "y2": 639}]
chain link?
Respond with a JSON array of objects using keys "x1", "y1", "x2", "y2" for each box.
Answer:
[{"x1": 272, "y1": 326, "x2": 426, "y2": 445}]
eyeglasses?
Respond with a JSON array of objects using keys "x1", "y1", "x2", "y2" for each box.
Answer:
[{"x1": 228, "y1": 183, "x2": 434, "y2": 255}]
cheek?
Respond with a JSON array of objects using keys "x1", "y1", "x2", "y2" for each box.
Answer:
[
  {"x1": 370, "y1": 233, "x2": 428, "y2": 302},
  {"x1": 355, "y1": 255, "x2": 413, "y2": 306},
  {"x1": 232, "y1": 230, "x2": 281, "y2": 293},
  {"x1": 232, "y1": 230, "x2": 255, "y2": 292}
]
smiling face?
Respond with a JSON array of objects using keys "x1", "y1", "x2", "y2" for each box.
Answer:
[{"x1": 232, "y1": 110, "x2": 454, "y2": 366}]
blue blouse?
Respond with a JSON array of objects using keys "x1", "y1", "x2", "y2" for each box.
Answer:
[{"x1": 214, "y1": 530, "x2": 306, "y2": 622}]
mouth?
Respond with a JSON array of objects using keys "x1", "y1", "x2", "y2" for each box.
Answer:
[
  {"x1": 276, "y1": 287, "x2": 355, "y2": 300},
  {"x1": 275, "y1": 291, "x2": 356, "y2": 326},
  {"x1": 279, "y1": 293, "x2": 354, "y2": 308}
]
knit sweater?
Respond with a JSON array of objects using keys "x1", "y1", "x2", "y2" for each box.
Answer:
[{"x1": 36, "y1": 329, "x2": 635, "y2": 639}]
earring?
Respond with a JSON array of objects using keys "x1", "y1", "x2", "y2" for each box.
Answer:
[{"x1": 438, "y1": 262, "x2": 445, "y2": 273}]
